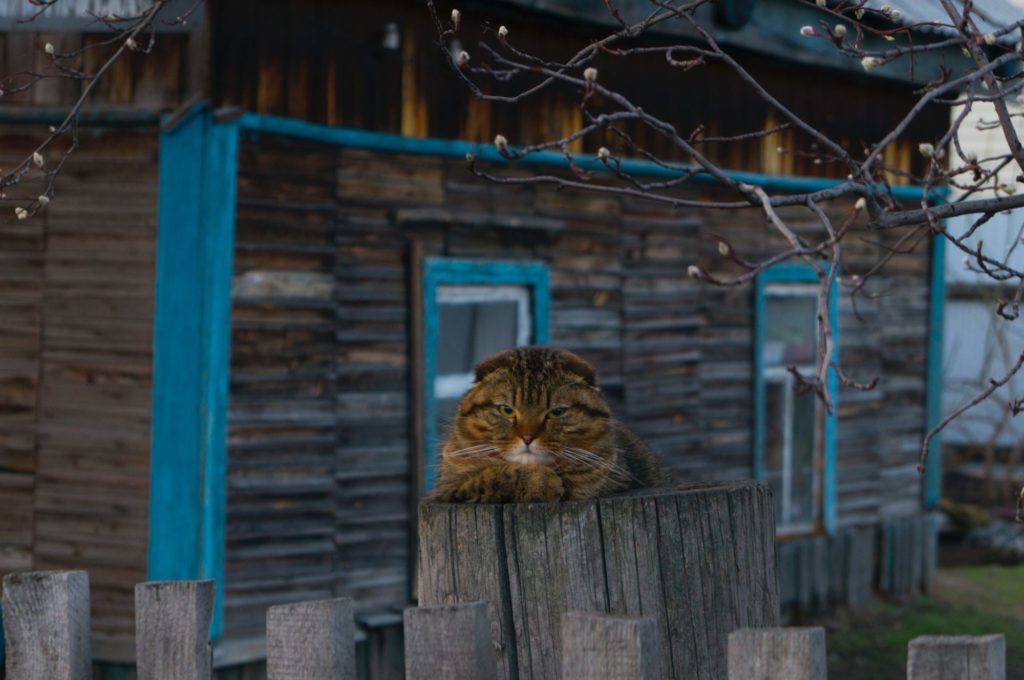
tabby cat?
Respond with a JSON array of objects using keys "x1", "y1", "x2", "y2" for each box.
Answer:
[{"x1": 433, "y1": 347, "x2": 672, "y2": 503}]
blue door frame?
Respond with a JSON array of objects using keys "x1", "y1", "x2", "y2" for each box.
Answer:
[{"x1": 150, "y1": 108, "x2": 945, "y2": 639}]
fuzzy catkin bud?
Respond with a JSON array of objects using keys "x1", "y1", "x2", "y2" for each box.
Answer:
[
  {"x1": 37, "y1": 195, "x2": 49, "y2": 206},
  {"x1": 498, "y1": 25, "x2": 508, "y2": 40},
  {"x1": 583, "y1": 67, "x2": 598, "y2": 83},
  {"x1": 31, "y1": 152, "x2": 43, "y2": 167},
  {"x1": 597, "y1": 146, "x2": 610, "y2": 161},
  {"x1": 44, "y1": 43, "x2": 54, "y2": 55},
  {"x1": 451, "y1": 9, "x2": 461, "y2": 30},
  {"x1": 834, "y1": 24, "x2": 847, "y2": 38},
  {"x1": 984, "y1": 33, "x2": 996, "y2": 46},
  {"x1": 14, "y1": 207, "x2": 27, "y2": 220},
  {"x1": 687, "y1": 265, "x2": 701, "y2": 279},
  {"x1": 494, "y1": 134, "x2": 508, "y2": 150},
  {"x1": 854, "y1": 197, "x2": 867, "y2": 211},
  {"x1": 800, "y1": 26, "x2": 816, "y2": 37},
  {"x1": 861, "y1": 56, "x2": 882, "y2": 71},
  {"x1": 918, "y1": 142, "x2": 934, "y2": 158},
  {"x1": 125, "y1": 37, "x2": 137, "y2": 50},
  {"x1": 718, "y1": 241, "x2": 730, "y2": 257},
  {"x1": 457, "y1": 50, "x2": 470, "y2": 67}
]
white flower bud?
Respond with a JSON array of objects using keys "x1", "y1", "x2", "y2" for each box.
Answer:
[
  {"x1": 31, "y1": 151, "x2": 43, "y2": 167},
  {"x1": 834, "y1": 24, "x2": 847, "y2": 38},
  {"x1": 861, "y1": 56, "x2": 882, "y2": 71},
  {"x1": 451, "y1": 9, "x2": 461, "y2": 29},
  {"x1": 125, "y1": 37, "x2": 137, "y2": 50},
  {"x1": 800, "y1": 25, "x2": 816, "y2": 37},
  {"x1": 718, "y1": 241, "x2": 730, "y2": 257},
  {"x1": 855, "y1": 9, "x2": 865, "y2": 19},
  {"x1": 14, "y1": 207, "x2": 26, "y2": 220},
  {"x1": 984, "y1": 33, "x2": 996, "y2": 46},
  {"x1": 918, "y1": 142, "x2": 934, "y2": 158},
  {"x1": 494, "y1": 134, "x2": 508, "y2": 150},
  {"x1": 44, "y1": 43, "x2": 54, "y2": 55},
  {"x1": 498, "y1": 25, "x2": 508, "y2": 40},
  {"x1": 583, "y1": 66, "x2": 598, "y2": 83},
  {"x1": 854, "y1": 197, "x2": 867, "y2": 211},
  {"x1": 597, "y1": 146, "x2": 610, "y2": 161},
  {"x1": 880, "y1": 4, "x2": 892, "y2": 15},
  {"x1": 457, "y1": 50, "x2": 470, "y2": 67},
  {"x1": 37, "y1": 195, "x2": 49, "y2": 206},
  {"x1": 687, "y1": 265, "x2": 702, "y2": 279},
  {"x1": 890, "y1": 9, "x2": 902, "y2": 22}
]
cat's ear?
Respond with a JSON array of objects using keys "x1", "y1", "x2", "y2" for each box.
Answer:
[
  {"x1": 559, "y1": 351, "x2": 597, "y2": 387},
  {"x1": 474, "y1": 350, "x2": 513, "y2": 382}
]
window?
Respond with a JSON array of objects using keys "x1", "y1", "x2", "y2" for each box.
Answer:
[
  {"x1": 421, "y1": 259, "x2": 549, "y2": 492},
  {"x1": 754, "y1": 265, "x2": 837, "y2": 534}
]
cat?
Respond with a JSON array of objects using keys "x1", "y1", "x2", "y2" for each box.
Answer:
[{"x1": 432, "y1": 347, "x2": 672, "y2": 503}]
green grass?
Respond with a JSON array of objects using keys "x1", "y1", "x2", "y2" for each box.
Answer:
[{"x1": 818, "y1": 566, "x2": 1024, "y2": 680}]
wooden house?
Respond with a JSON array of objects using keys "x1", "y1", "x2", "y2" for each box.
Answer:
[{"x1": 0, "y1": 0, "x2": 987, "y2": 673}]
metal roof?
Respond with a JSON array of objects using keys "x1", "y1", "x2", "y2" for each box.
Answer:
[{"x1": 864, "y1": 0, "x2": 1024, "y2": 41}]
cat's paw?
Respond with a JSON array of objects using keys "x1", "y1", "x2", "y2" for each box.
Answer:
[{"x1": 515, "y1": 465, "x2": 565, "y2": 503}]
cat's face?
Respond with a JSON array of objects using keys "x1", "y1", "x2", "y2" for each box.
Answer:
[{"x1": 450, "y1": 348, "x2": 613, "y2": 465}]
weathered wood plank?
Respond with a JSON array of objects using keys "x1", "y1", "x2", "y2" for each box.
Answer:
[
  {"x1": 561, "y1": 612, "x2": 661, "y2": 680},
  {"x1": 266, "y1": 597, "x2": 355, "y2": 680},
  {"x1": 727, "y1": 627, "x2": 827, "y2": 680},
  {"x1": 2, "y1": 570, "x2": 91, "y2": 680},
  {"x1": 403, "y1": 602, "x2": 496, "y2": 680},
  {"x1": 907, "y1": 635, "x2": 1005, "y2": 680},
  {"x1": 134, "y1": 580, "x2": 214, "y2": 680},
  {"x1": 418, "y1": 482, "x2": 778, "y2": 680}
]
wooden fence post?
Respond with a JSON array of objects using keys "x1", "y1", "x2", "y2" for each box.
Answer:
[
  {"x1": 403, "y1": 601, "x2": 496, "y2": 680},
  {"x1": 418, "y1": 481, "x2": 778, "y2": 680},
  {"x1": 561, "y1": 612, "x2": 661, "y2": 680},
  {"x1": 2, "y1": 570, "x2": 91, "y2": 680},
  {"x1": 907, "y1": 635, "x2": 1005, "y2": 680},
  {"x1": 135, "y1": 580, "x2": 215, "y2": 680},
  {"x1": 266, "y1": 597, "x2": 355, "y2": 680},
  {"x1": 727, "y1": 627, "x2": 827, "y2": 680}
]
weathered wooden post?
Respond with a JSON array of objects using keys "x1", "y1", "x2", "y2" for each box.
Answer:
[
  {"x1": 727, "y1": 627, "x2": 827, "y2": 680},
  {"x1": 561, "y1": 611, "x2": 661, "y2": 680},
  {"x1": 266, "y1": 597, "x2": 355, "y2": 680},
  {"x1": 403, "y1": 601, "x2": 497, "y2": 680},
  {"x1": 2, "y1": 570, "x2": 91, "y2": 680},
  {"x1": 907, "y1": 635, "x2": 1005, "y2": 680},
  {"x1": 135, "y1": 580, "x2": 215, "y2": 680},
  {"x1": 417, "y1": 481, "x2": 779, "y2": 680}
]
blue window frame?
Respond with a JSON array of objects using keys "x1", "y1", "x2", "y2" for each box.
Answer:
[
  {"x1": 754, "y1": 263, "x2": 838, "y2": 534},
  {"x1": 421, "y1": 258, "x2": 550, "y2": 492}
]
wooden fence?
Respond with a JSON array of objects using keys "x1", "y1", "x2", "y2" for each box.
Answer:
[{"x1": 0, "y1": 570, "x2": 1007, "y2": 679}]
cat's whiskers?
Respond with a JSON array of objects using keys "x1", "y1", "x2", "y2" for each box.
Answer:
[
  {"x1": 563, "y1": 446, "x2": 640, "y2": 484},
  {"x1": 447, "y1": 443, "x2": 499, "y2": 459}
]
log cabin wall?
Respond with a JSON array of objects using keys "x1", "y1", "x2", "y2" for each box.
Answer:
[
  {"x1": 0, "y1": 123, "x2": 160, "y2": 643},
  {"x1": 226, "y1": 126, "x2": 934, "y2": 632}
]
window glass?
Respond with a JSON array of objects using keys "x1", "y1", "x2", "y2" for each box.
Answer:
[
  {"x1": 764, "y1": 290, "x2": 817, "y2": 366},
  {"x1": 764, "y1": 379, "x2": 786, "y2": 527},
  {"x1": 789, "y1": 389, "x2": 817, "y2": 526},
  {"x1": 434, "y1": 285, "x2": 531, "y2": 439}
]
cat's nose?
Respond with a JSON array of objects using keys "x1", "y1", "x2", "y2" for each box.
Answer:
[{"x1": 521, "y1": 434, "x2": 534, "y2": 446}]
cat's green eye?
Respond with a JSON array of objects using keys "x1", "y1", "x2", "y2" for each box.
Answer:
[
  {"x1": 497, "y1": 403, "x2": 515, "y2": 416},
  {"x1": 550, "y1": 406, "x2": 568, "y2": 417}
]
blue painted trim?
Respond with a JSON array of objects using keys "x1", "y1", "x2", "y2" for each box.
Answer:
[
  {"x1": 753, "y1": 263, "x2": 839, "y2": 534},
  {"x1": 421, "y1": 258, "x2": 550, "y2": 491},
  {"x1": 197, "y1": 119, "x2": 240, "y2": 639},
  {"x1": 149, "y1": 111, "x2": 206, "y2": 583},
  {"x1": 924, "y1": 226, "x2": 947, "y2": 509},
  {"x1": 149, "y1": 109, "x2": 238, "y2": 639},
  {"x1": 237, "y1": 113, "x2": 930, "y2": 202}
]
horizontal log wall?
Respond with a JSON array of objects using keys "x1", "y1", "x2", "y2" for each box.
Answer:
[
  {"x1": 0, "y1": 125, "x2": 160, "y2": 642},
  {"x1": 227, "y1": 130, "x2": 935, "y2": 634}
]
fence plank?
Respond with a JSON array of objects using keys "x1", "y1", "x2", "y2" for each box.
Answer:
[
  {"x1": 561, "y1": 611, "x2": 661, "y2": 680},
  {"x1": 2, "y1": 570, "x2": 91, "y2": 680},
  {"x1": 907, "y1": 635, "x2": 1005, "y2": 680},
  {"x1": 403, "y1": 601, "x2": 496, "y2": 680},
  {"x1": 728, "y1": 627, "x2": 827, "y2": 680},
  {"x1": 266, "y1": 597, "x2": 355, "y2": 680},
  {"x1": 135, "y1": 580, "x2": 214, "y2": 680}
]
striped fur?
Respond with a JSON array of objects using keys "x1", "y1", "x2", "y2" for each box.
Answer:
[{"x1": 433, "y1": 347, "x2": 672, "y2": 503}]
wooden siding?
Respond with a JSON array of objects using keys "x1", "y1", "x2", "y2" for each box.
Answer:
[
  {"x1": 210, "y1": 0, "x2": 948, "y2": 182},
  {"x1": 0, "y1": 125, "x2": 158, "y2": 641},
  {"x1": 226, "y1": 129, "x2": 935, "y2": 633}
]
